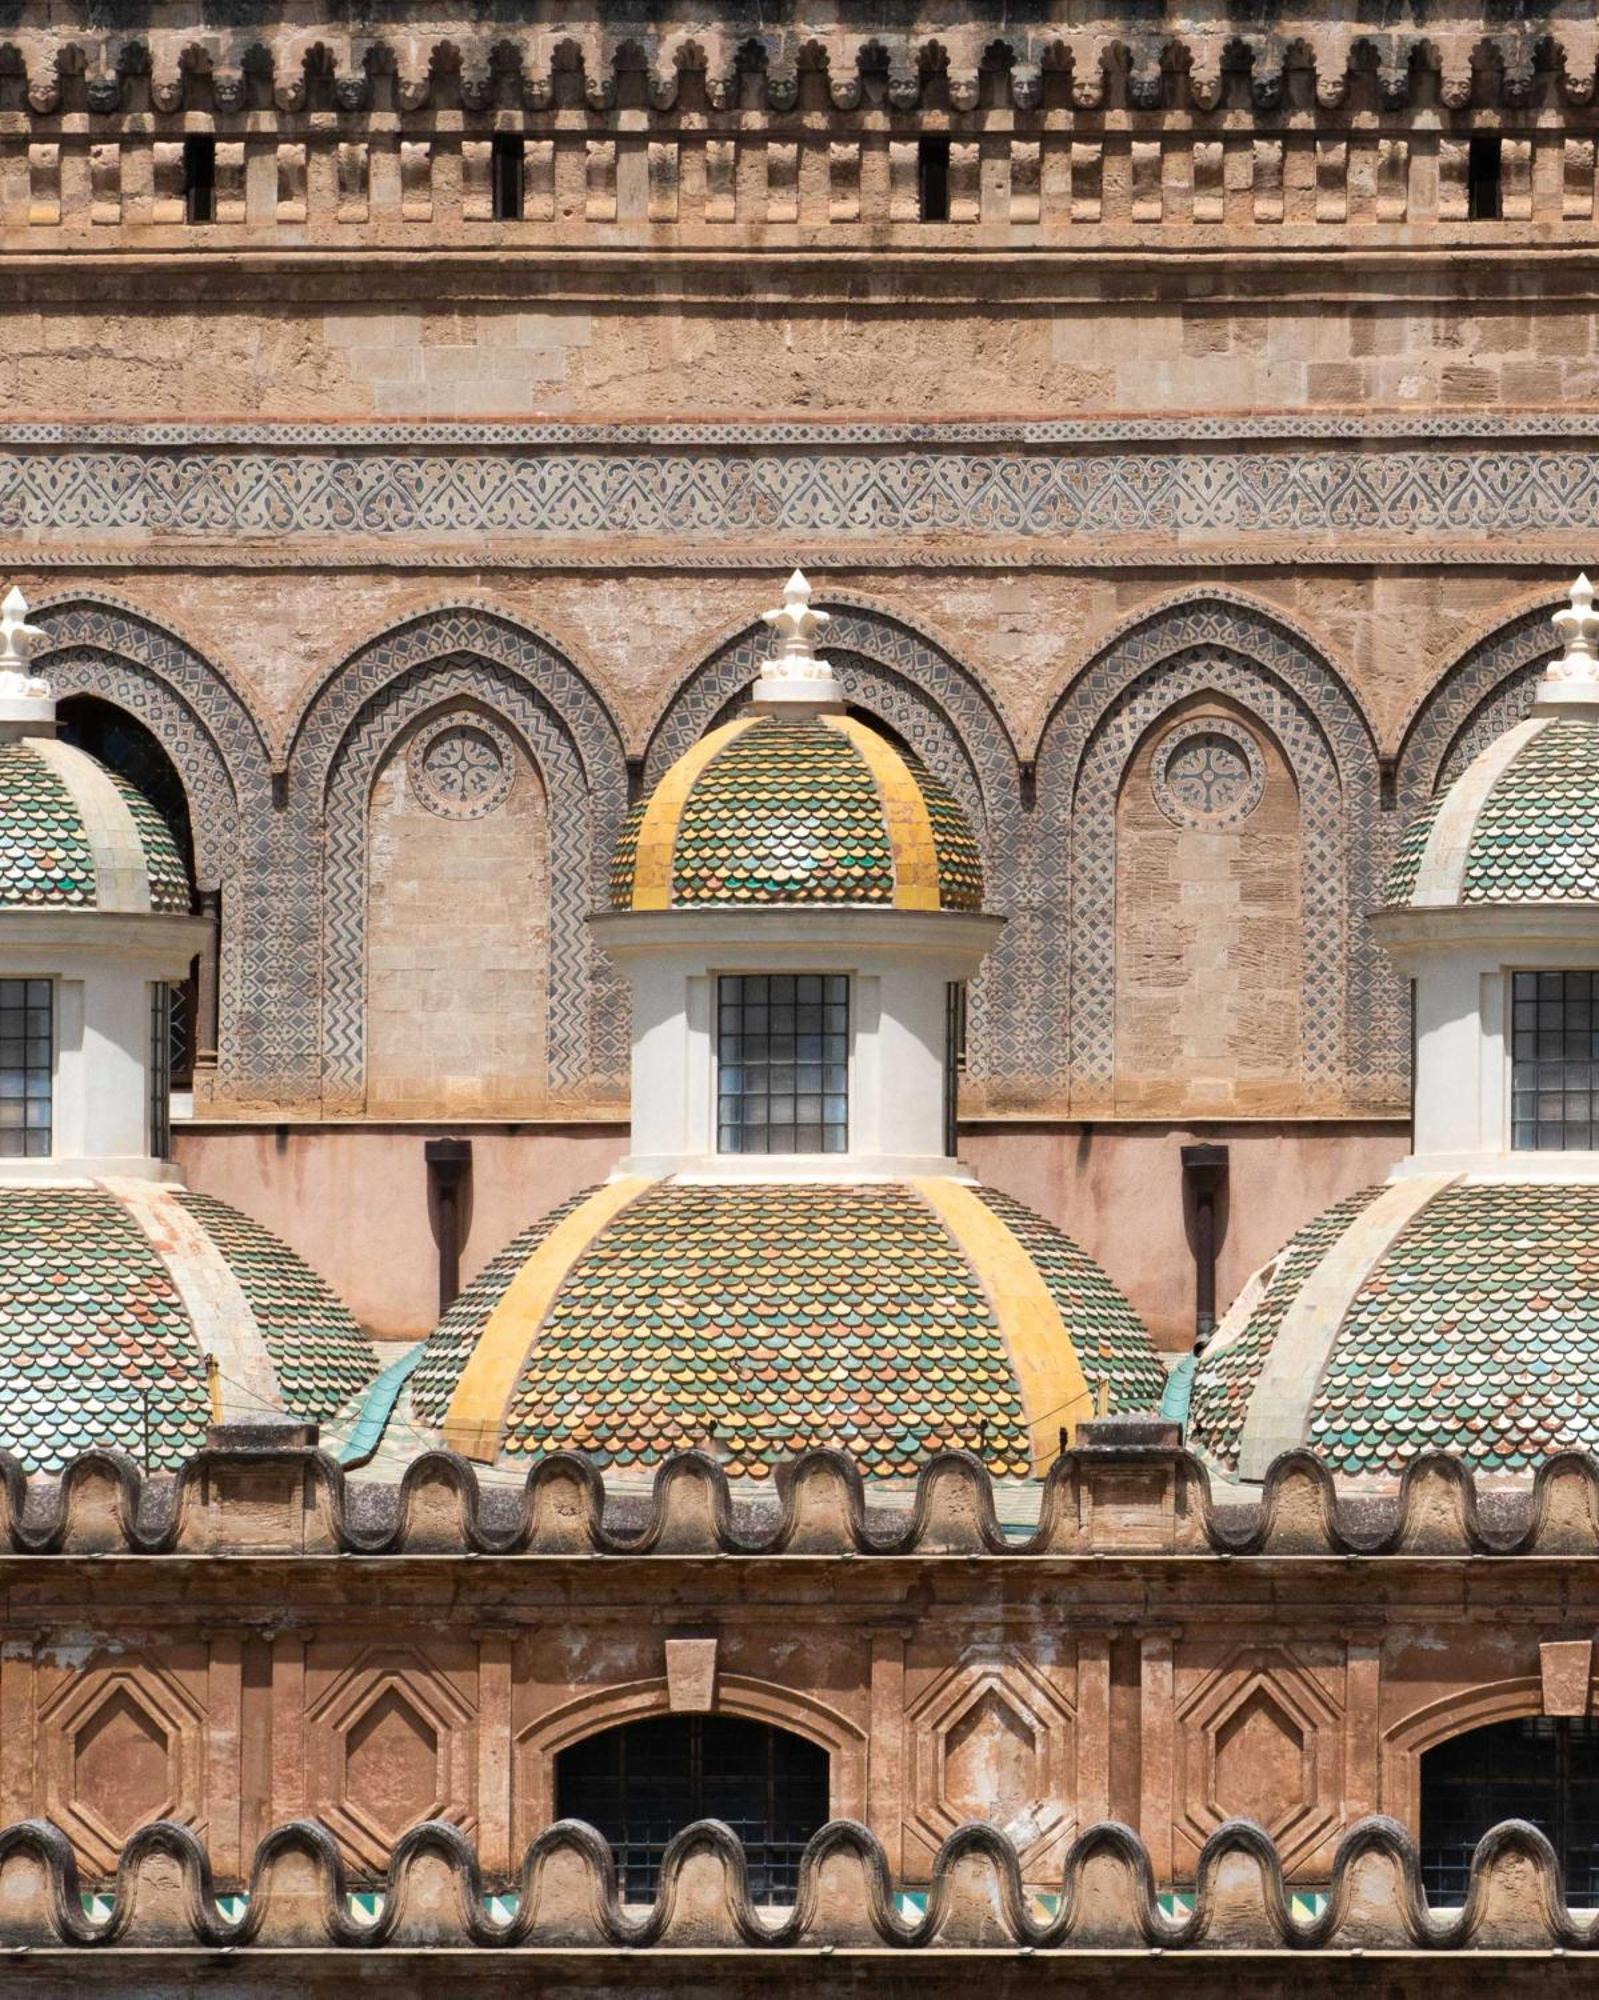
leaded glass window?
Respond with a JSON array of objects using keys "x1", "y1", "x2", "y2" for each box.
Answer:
[
  {"x1": 555, "y1": 1715, "x2": 829, "y2": 1905},
  {"x1": 150, "y1": 983, "x2": 173, "y2": 1161},
  {"x1": 1511, "y1": 970, "x2": 1599, "y2": 1150},
  {"x1": 717, "y1": 974, "x2": 848, "y2": 1155},
  {"x1": 0, "y1": 979, "x2": 51, "y2": 1157},
  {"x1": 1421, "y1": 1717, "x2": 1599, "y2": 1903}
]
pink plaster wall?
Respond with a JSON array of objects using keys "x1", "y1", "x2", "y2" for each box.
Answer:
[
  {"x1": 963, "y1": 1121, "x2": 1410, "y2": 1352},
  {"x1": 177, "y1": 1117, "x2": 1406, "y2": 1349},
  {"x1": 174, "y1": 1122, "x2": 628, "y2": 1338}
]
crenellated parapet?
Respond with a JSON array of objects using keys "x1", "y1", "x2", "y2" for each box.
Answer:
[{"x1": 2, "y1": 28, "x2": 1599, "y2": 247}]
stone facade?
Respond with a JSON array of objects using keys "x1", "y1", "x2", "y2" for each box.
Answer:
[
  {"x1": 1, "y1": 2, "x2": 1592, "y2": 1346},
  {"x1": 0, "y1": 1421, "x2": 1597, "y2": 1994}
]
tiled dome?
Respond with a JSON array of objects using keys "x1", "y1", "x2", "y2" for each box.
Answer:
[
  {"x1": 0, "y1": 1183, "x2": 379, "y2": 1471},
  {"x1": 1188, "y1": 1180, "x2": 1599, "y2": 1482},
  {"x1": 1384, "y1": 714, "x2": 1599, "y2": 908},
  {"x1": 411, "y1": 1178, "x2": 1164, "y2": 1479},
  {"x1": 609, "y1": 712, "x2": 983, "y2": 913},
  {"x1": 0, "y1": 737, "x2": 190, "y2": 913}
]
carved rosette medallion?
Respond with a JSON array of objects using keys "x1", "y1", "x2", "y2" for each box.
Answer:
[
  {"x1": 408, "y1": 713, "x2": 516, "y2": 821},
  {"x1": 1152, "y1": 717, "x2": 1265, "y2": 830}
]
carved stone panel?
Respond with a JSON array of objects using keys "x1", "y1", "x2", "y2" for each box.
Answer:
[
  {"x1": 1175, "y1": 1646, "x2": 1343, "y2": 1873},
  {"x1": 39, "y1": 1664, "x2": 207, "y2": 1874},
  {"x1": 905, "y1": 1649, "x2": 1075, "y2": 1872},
  {"x1": 305, "y1": 1647, "x2": 477, "y2": 1872}
]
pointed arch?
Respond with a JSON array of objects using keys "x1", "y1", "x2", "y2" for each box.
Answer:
[
  {"x1": 644, "y1": 598, "x2": 1031, "y2": 1094},
  {"x1": 287, "y1": 605, "x2": 629, "y2": 1110},
  {"x1": 28, "y1": 593, "x2": 276, "y2": 1095},
  {"x1": 1036, "y1": 596, "x2": 1393, "y2": 1111},
  {"x1": 1394, "y1": 594, "x2": 1564, "y2": 809}
]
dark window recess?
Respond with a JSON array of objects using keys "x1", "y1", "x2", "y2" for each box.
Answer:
[
  {"x1": 918, "y1": 137, "x2": 951, "y2": 221},
  {"x1": 556, "y1": 1715, "x2": 829, "y2": 1906},
  {"x1": 1421, "y1": 1717, "x2": 1599, "y2": 1903},
  {"x1": 491, "y1": 134, "x2": 524, "y2": 221},
  {"x1": 1468, "y1": 135, "x2": 1503, "y2": 221},
  {"x1": 1509, "y1": 969, "x2": 1599, "y2": 1152},
  {"x1": 150, "y1": 984, "x2": 173, "y2": 1161},
  {"x1": 57, "y1": 698, "x2": 198, "y2": 1085},
  {"x1": 0, "y1": 979, "x2": 51, "y2": 1159},
  {"x1": 717, "y1": 973, "x2": 848, "y2": 1156},
  {"x1": 944, "y1": 980, "x2": 967, "y2": 1157},
  {"x1": 184, "y1": 136, "x2": 217, "y2": 224}
]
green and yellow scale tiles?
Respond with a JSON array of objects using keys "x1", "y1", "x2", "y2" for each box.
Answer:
[
  {"x1": 0, "y1": 742, "x2": 99, "y2": 909},
  {"x1": 413, "y1": 1180, "x2": 1157, "y2": 1480},
  {"x1": 1187, "y1": 1185, "x2": 1383, "y2": 1471},
  {"x1": 1308, "y1": 1183, "x2": 1599, "y2": 1475},
  {"x1": 1385, "y1": 719, "x2": 1599, "y2": 907},
  {"x1": 0, "y1": 1188, "x2": 211, "y2": 1471},
  {"x1": 1460, "y1": 719, "x2": 1599, "y2": 903},
  {"x1": 0, "y1": 1188, "x2": 373, "y2": 1471},
  {"x1": 174, "y1": 1192, "x2": 376, "y2": 1420},
  {"x1": 610, "y1": 715, "x2": 982, "y2": 911},
  {"x1": 0, "y1": 741, "x2": 190, "y2": 913}
]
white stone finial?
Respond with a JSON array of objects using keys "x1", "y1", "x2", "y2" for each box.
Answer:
[
  {"x1": 1536, "y1": 573, "x2": 1599, "y2": 712},
  {"x1": 0, "y1": 586, "x2": 54, "y2": 734},
  {"x1": 751, "y1": 569, "x2": 845, "y2": 711}
]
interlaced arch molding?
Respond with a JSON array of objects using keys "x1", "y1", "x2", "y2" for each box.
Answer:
[
  {"x1": 646, "y1": 605, "x2": 1030, "y2": 1092},
  {"x1": 1396, "y1": 604, "x2": 1560, "y2": 808},
  {"x1": 1036, "y1": 600, "x2": 1395, "y2": 1111},
  {"x1": 29, "y1": 596, "x2": 271, "y2": 1093},
  {"x1": 290, "y1": 608, "x2": 630, "y2": 1111}
]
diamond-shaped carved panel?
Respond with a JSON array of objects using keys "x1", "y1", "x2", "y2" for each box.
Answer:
[
  {"x1": 1176, "y1": 1646, "x2": 1343, "y2": 1872},
  {"x1": 906, "y1": 1649, "x2": 1076, "y2": 1871},
  {"x1": 306, "y1": 1648, "x2": 476, "y2": 1873},
  {"x1": 39, "y1": 1664, "x2": 205, "y2": 1874}
]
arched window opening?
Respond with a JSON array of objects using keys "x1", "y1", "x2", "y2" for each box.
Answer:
[
  {"x1": 56, "y1": 698, "x2": 202, "y2": 1091},
  {"x1": 1420, "y1": 1717, "x2": 1599, "y2": 1901},
  {"x1": 555, "y1": 1714, "x2": 829, "y2": 1905}
]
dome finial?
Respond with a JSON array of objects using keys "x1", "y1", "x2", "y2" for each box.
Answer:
[
  {"x1": 751, "y1": 568, "x2": 845, "y2": 711},
  {"x1": 1536, "y1": 573, "x2": 1599, "y2": 712},
  {"x1": 0, "y1": 585, "x2": 54, "y2": 735}
]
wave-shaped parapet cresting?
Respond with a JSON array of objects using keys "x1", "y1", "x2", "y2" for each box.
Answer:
[
  {"x1": 0, "y1": 1813, "x2": 1589, "y2": 1951},
  {"x1": 3, "y1": 1439, "x2": 1599, "y2": 1557}
]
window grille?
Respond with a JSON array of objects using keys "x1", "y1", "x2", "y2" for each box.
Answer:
[
  {"x1": 150, "y1": 984, "x2": 174, "y2": 1160},
  {"x1": 944, "y1": 980, "x2": 967, "y2": 1157},
  {"x1": 1421, "y1": 1717, "x2": 1599, "y2": 1903},
  {"x1": 1510, "y1": 970, "x2": 1599, "y2": 1151},
  {"x1": 717, "y1": 974, "x2": 848, "y2": 1155},
  {"x1": 555, "y1": 1715, "x2": 830, "y2": 1905},
  {"x1": 0, "y1": 980, "x2": 51, "y2": 1158}
]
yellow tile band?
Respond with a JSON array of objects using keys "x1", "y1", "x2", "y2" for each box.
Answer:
[
  {"x1": 630, "y1": 717, "x2": 755, "y2": 910},
  {"x1": 912, "y1": 1177, "x2": 1094, "y2": 1474},
  {"x1": 442, "y1": 1178, "x2": 655, "y2": 1461},
  {"x1": 823, "y1": 713, "x2": 942, "y2": 911}
]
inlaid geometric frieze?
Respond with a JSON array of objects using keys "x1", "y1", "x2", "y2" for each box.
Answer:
[
  {"x1": 288, "y1": 606, "x2": 630, "y2": 1107},
  {"x1": 4, "y1": 432, "x2": 1599, "y2": 562},
  {"x1": 1037, "y1": 597, "x2": 1396, "y2": 1111},
  {"x1": 39, "y1": 1663, "x2": 206, "y2": 1874},
  {"x1": 304, "y1": 1648, "x2": 477, "y2": 1872},
  {"x1": 905, "y1": 1649, "x2": 1076, "y2": 1870},
  {"x1": 1174, "y1": 1646, "x2": 1343, "y2": 1872}
]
